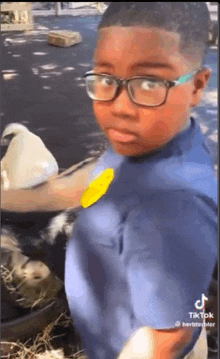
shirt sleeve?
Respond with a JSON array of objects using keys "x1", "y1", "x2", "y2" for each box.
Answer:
[{"x1": 123, "y1": 189, "x2": 217, "y2": 329}]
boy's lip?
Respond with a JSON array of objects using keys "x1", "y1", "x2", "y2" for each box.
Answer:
[{"x1": 107, "y1": 128, "x2": 137, "y2": 143}]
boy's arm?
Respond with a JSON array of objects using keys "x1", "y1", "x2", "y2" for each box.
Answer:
[
  {"x1": 118, "y1": 326, "x2": 194, "y2": 359},
  {"x1": 1, "y1": 160, "x2": 97, "y2": 212}
]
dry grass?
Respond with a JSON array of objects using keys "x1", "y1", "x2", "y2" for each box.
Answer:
[
  {"x1": 1, "y1": 265, "x2": 86, "y2": 358},
  {"x1": 1, "y1": 311, "x2": 87, "y2": 359},
  {"x1": 1, "y1": 235, "x2": 87, "y2": 358}
]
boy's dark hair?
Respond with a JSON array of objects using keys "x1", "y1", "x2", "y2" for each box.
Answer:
[{"x1": 98, "y1": 2, "x2": 211, "y2": 64}]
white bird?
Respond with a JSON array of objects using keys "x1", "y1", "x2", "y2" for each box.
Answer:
[{"x1": 1, "y1": 123, "x2": 59, "y2": 189}]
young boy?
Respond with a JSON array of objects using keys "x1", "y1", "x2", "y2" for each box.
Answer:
[{"x1": 1, "y1": 2, "x2": 218, "y2": 359}]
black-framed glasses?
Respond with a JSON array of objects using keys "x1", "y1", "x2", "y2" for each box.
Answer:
[{"x1": 83, "y1": 68, "x2": 202, "y2": 107}]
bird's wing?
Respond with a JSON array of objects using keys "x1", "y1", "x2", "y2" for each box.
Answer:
[{"x1": 1, "y1": 133, "x2": 59, "y2": 189}]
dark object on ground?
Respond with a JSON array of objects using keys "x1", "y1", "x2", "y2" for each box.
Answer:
[
  {"x1": 1, "y1": 288, "x2": 84, "y2": 359},
  {"x1": 1, "y1": 293, "x2": 66, "y2": 342}
]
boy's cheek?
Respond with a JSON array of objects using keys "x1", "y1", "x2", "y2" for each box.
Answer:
[
  {"x1": 140, "y1": 118, "x2": 177, "y2": 142},
  {"x1": 93, "y1": 102, "x2": 110, "y2": 127},
  {"x1": 163, "y1": 87, "x2": 192, "y2": 121},
  {"x1": 168, "y1": 85, "x2": 193, "y2": 107}
]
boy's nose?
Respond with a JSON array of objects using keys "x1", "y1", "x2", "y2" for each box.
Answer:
[{"x1": 111, "y1": 87, "x2": 137, "y2": 117}]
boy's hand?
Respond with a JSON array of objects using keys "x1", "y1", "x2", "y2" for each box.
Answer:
[
  {"x1": 1, "y1": 159, "x2": 97, "y2": 212},
  {"x1": 118, "y1": 326, "x2": 195, "y2": 359}
]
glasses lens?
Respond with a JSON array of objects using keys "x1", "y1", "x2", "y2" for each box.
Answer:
[
  {"x1": 85, "y1": 75, "x2": 117, "y2": 101},
  {"x1": 129, "y1": 78, "x2": 167, "y2": 106}
]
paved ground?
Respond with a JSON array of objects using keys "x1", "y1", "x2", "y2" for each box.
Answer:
[{"x1": 1, "y1": 14, "x2": 218, "y2": 358}]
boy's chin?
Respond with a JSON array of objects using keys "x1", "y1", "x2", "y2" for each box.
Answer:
[{"x1": 110, "y1": 141, "x2": 151, "y2": 157}]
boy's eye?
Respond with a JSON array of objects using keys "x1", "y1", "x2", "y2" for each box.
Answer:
[
  {"x1": 100, "y1": 76, "x2": 115, "y2": 86},
  {"x1": 141, "y1": 80, "x2": 161, "y2": 90}
]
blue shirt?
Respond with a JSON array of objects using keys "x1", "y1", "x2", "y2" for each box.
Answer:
[{"x1": 65, "y1": 117, "x2": 217, "y2": 359}]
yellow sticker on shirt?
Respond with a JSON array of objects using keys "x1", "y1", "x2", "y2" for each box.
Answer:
[{"x1": 81, "y1": 168, "x2": 114, "y2": 208}]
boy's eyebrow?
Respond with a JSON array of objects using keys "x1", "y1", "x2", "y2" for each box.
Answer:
[
  {"x1": 93, "y1": 61, "x2": 174, "y2": 71},
  {"x1": 131, "y1": 61, "x2": 175, "y2": 70},
  {"x1": 93, "y1": 61, "x2": 113, "y2": 68}
]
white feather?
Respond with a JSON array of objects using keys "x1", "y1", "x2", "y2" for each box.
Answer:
[{"x1": 1, "y1": 123, "x2": 59, "y2": 189}]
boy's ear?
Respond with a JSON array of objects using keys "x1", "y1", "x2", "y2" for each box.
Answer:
[{"x1": 190, "y1": 67, "x2": 212, "y2": 108}]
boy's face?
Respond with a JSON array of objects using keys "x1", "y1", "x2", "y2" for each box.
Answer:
[{"x1": 93, "y1": 26, "x2": 211, "y2": 157}]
